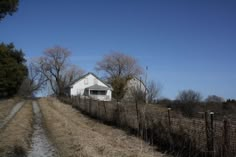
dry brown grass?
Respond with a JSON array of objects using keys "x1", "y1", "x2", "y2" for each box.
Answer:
[
  {"x1": 39, "y1": 98, "x2": 168, "y2": 157},
  {"x1": 0, "y1": 101, "x2": 33, "y2": 156},
  {"x1": 60, "y1": 96, "x2": 236, "y2": 156},
  {"x1": 0, "y1": 98, "x2": 20, "y2": 121}
]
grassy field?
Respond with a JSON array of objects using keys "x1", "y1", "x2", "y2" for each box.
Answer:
[
  {"x1": 39, "y1": 98, "x2": 167, "y2": 157},
  {"x1": 60, "y1": 96, "x2": 236, "y2": 157}
]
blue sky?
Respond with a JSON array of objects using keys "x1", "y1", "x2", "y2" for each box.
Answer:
[{"x1": 1, "y1": 0, "x2": 236, "y2": 99}]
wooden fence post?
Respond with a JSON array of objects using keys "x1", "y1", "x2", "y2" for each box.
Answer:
[
  {"x1": 210, "y1": 112, "x2": 214, "y2": 156},
  {"x1": 89, "y1": 98, "x2": 92, "y2": 114},
  {"x1": 74, "y1": 96, "x2": 76, "y2": 105},
  {"x1": 84, "y1": 97, "x2": 87, "y2": 112},
  {"x1": 167, "y1": 108, "x2": 171, "y2": 130},
  {"x1": 71, "y1": 96, "x2": 74, "y2": 106},
  {"x1": 97, "y1": 101, "x2": 100, "y2": 118},
  {"x1": 116, "y1": 101, "x2": 121, "y2": 126},
  {"x1": 135, "y1": 101, "x2": 142, "y2": 137},
  {"x1": 103, "y1": 101, "x2": 107, "y2": 121},
  {"x1": 205, "y1": 111, "x2": 215, "y2": 157},
  {"x1": 205, "y1": 112, "x2": 210, "y2": 156},
  {"x1": 223, "y1": 118, "x2": 230, "y2": 157}
]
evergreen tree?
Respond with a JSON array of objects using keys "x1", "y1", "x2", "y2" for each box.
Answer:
[
  {"x1": 0, "y1": 43, "x2": 27, "y2": 98},
  {"x1": 0, "y1": 0, "x2": 19, "y2": 21}
]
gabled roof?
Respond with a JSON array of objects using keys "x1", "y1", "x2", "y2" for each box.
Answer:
[{"x1": 70, "y1": 72, "x2": 112, "y2": 89}]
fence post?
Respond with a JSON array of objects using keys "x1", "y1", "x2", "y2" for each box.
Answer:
[
  {"x1": 89, "y1": 98, "x2": 92, "y2": 114},
  {"x1": 71, "y1": 96, "x2": 74, "y2": 106},
  {"x1": 84, "y1": 97, "x2": 87, "y2": 112},
  {"x1": 135, "y1": 100, "x2": 140, "y2": 136},
  {"x1": 210, "y1": 112, "x2": 214, "y2": 157},
  {"x1": 205, "y1": 112, "x2": 214, "y2": 157},
  {"x1": 205, "y1": 112, "x2": 210, "y2": 156},
  {"x1": 116, "y1": 101, "x2": 121, "y2": 126},
  {"x1": 167, "y1": 108, "x2": 171, "y2": 130},
  {"x1": 97, "y1": 101, "x2": 100, "y2": 119},
  {"x1": 223, "y1": 118, "x2": 230, "y2": 157},
  {"x1": 73, "y1": 96, "x2": 75, "y2": 105},
  {"x1": 103, "y1": 101, "x2": 106, "y2": 120}
]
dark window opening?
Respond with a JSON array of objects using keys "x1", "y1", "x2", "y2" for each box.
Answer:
[{"x1": 90, "y1": 90, "x2": 107, "y2": 95}]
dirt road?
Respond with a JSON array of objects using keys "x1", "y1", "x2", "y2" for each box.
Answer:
[{"x1": 39, "y1": 98, "x2": 167, "y2": 157}]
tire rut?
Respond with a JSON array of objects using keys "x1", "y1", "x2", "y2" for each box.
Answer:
[
  {"x1": 0, "y1": 101, "x2": 25, "y2": 130},
  {"x1": 27, "y1": 101, "x2": 58, "y2": 157}
]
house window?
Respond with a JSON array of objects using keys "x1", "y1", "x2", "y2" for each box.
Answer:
[
  {"x1": 90, "y1": 90, "x2": 107, "y2": 95},
  {"x1": 84, "y1": 78, "x2": 88, "y2": 85}
]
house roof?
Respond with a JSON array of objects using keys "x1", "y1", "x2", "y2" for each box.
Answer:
[
  {"x1": 85, "y1": 84, "x2": 110, "y2": 91},
  {"x1": 70, "y1": 72, "x2": 112, "y2": 89},
  {"x1": 130, "y1": 77, "x2": 149, "y2": 92}
]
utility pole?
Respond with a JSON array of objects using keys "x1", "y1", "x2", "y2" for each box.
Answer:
[{"x1": 145, "y1": 66, "x2": 148, "y2": 104}]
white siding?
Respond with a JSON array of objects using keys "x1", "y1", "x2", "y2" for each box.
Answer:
[
  {"x1": 124, "y1": 78, "x2": 147, "y2": 101},
  {"x1": 127, "y1": 78, "x2": 146, "y2": 92},
  {"x1": 70, "y1": 73, "x2": 112, "y2": 101}
]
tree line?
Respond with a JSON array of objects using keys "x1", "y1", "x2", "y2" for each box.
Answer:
[
  {"x1": 158, "y1": 89, "x2": 236, "y2": 118},
  {"x1": 0, "y1": 43, "x2": 160, "y2": 102},
  {"x1": 24, "y1": 47, "x2": 160, "y2": 103}
]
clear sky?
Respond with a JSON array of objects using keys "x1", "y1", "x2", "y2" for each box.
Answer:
[{"x1": 1, "y1": 0, "x2": 236, "y2": 100}]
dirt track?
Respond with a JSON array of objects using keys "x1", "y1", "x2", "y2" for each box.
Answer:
[{"x1": 39, "y1": 98, "x2": 167, "y2": 157}]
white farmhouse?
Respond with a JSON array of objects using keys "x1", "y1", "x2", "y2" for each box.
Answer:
[
  {"x1": 68, "y1": 73, "x2": 112, "y2": 101},
  {"x1": 124, "y1": 77, "x2": 148, "y2": 102}
]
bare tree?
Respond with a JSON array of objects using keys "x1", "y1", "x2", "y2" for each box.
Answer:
[
  {"x1": 96, "y1": 52, "x2": 142, "y2": 100},
  {"x1": 18, "y1": 62, "x2": 47, "y2": 97},
  {"x1": 147, "y1": 80, "x2": 161, "y2": 103},
  {"x1": 34, "y1": 46, "x2": 84, "y2": 96},
  {"x1": 176, "y1": 89, "x2": 202, "y2": 117},
  {"x1": 176, "y1": 89, "x2": 202, "y2": 103},
  {"x1": 130, "y1": 85, "x2": 146, "y2": 103},
  {"x1": 96, "y1": 52, "x2": 142, "y2": 78},
  {"x1": 205, "y1": 95, "x2": 224, "y2": 103}
]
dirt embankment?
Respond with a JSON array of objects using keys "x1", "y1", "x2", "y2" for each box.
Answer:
[
  {"x1": 39, "y1": 98, "x2": 168, "y2": 157},
  {"x1": 0, "y1": 101, "x2": 33, "y2": 157}
]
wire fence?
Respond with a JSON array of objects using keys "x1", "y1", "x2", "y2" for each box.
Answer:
[{"x1": 59, "y1": 96, "x2": 236, "y2": 157}]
